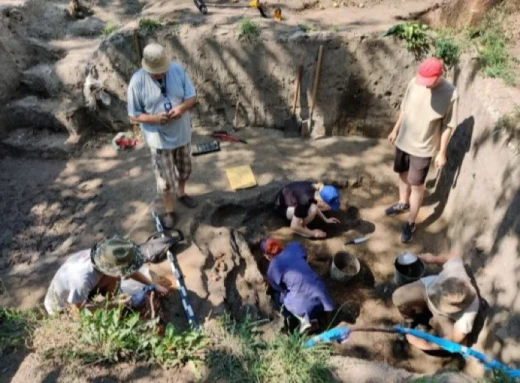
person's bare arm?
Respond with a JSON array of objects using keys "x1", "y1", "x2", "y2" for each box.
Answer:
[
  {"x1": 315, "y1": 208, "x2": 340, "y2": 224},
  {"x1": 290, "y1": 217, "x2": 325, "y2": 238},
  {"x1": 435, "y1": 127, "x2": 453, "y2": 168},
  {"x1": 418, "y1": 250, "x2": 459, "y2": 265},
  {"x1": 388, "y1": 112, "x2": 404, "y2": 144},
  {"x1": 128, "y1": 271, "x2": 169, "y2": 295},
  {"x1": 130, "y1": 113, "x2": 168, "y2": 125}
]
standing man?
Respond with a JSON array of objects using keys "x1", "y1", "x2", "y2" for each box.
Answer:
[
  {"x1": 386, "y1": 57, "x2": 458, "y2": 243},
  {"x1": 128, "y1": 43, "x2": 197, "y2": 229}
]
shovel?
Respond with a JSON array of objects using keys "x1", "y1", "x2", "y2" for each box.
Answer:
[
  {"x1": 302, "y1": 45, "x2": 324, "y2": 138},
  {"x1": 284, "y1": 65, "x2": 303, "y2": 134}
]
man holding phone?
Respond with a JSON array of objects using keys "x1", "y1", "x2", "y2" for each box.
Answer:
[{"x1": 127, "y1": 43, "x2": 197, "y2": 229}]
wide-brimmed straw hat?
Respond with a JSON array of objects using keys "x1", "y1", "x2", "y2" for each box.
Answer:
[
  {"x1": 428, "y1": 277, "x2": 477, "y2": 315},
  {"x1": 91, "y1": 236, "x2": 144, "y2": 277},
  {"x1": 142, "y1": 43, "x2": 170, "y2": 74}
]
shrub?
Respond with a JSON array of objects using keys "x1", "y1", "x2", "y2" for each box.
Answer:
[
  {"x1": 383, "y1": 22, "x2": 431, "y2": 59},
  {"x1": 434, "y1": 36, "x2": 461, "y2": 69},
  {"x1": 238, "y1": 18, "x2": 261, "y2": 41},
  {"x1": 101, "y1": 22, "x2": 120, "y2": 39},
  {"x1": 139, "y1": 18, "x2": 163, "y2": 34},
  {"x1": 0, "y1": 308, "x2": 39, "y2": 354}
]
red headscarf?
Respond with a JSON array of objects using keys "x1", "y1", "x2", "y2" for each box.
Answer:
[{"x1": 260, "y1": 238, "x2": 283, "y2": 257}]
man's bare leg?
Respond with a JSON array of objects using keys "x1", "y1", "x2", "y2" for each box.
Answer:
[
  {"x1": 408, "y1": 184, "x2": 425, "y2": 224},
  {"x1": 161, "y1": 192, "x2": 176, "y2": 228},
  {"x1": 177, "y1": 180, "x2": 186, "y2": 197},
  {"x1": 399, "y1": 172, "x2": 411, "y2": 204}
]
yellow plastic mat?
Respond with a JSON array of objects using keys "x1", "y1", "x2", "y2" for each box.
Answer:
[{"x1": 225, "y1": 165, "x2": 257, "y2": 190}]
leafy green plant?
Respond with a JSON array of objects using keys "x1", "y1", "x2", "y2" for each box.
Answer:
[
  {"x1": 298, "y1": 24, "x2": 313, "y2": 33},
  {"x1": 101, "y1": 22, "x2": 120, "y2": 39},
  {"x1": 434, "y1": 36, "x2": 461, "y2": 69},
  {"x1": 45, "y1": 305, "x2": 206, "y2": 366},
  {"x1": 470, "y1": 6, "x2": 516, "y2": 85},
  {"x1": 238, "y1": 18, "x2": 261, "y2": 41},
  {"x1": 383, "y1": 22, "x2": 431, "y2": 59},
  {"x1": 139, "y1": 18, "x2": 163, "y2": 34},
  {"x1": 0, "y1": 308, "x2": 39, "y2": 353},
  {"x1": 481, "y1": 369, "x2": 520, "y2": 383},
  {"x1": 207, "y1": 314, "x2": 334, "y2": 383}
]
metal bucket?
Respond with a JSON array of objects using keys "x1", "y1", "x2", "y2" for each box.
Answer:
[
  {"x1": 394, "y1": 252, "x2": 425, "y2": 286},
  {"x1": 331, "y1": 252, "x2": 360, "y2": 282}
]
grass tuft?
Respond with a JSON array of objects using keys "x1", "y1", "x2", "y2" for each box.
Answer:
[
  {"x1": 0, "y1": 308, "x2": 40, "y2": 354},
  {"x1": 238, "y1": 18, "x2": 261, "y2": 41},
  {"x1": 298, "y1": 24, "x2": 313, "y2": 33},
  {"x1": 139, "y1": 18, "x2": 163, "y2": 34},
  {"x1": 101, "y1": 22, "x2": 120, "y2": 39},
  {"x1": 207, "y1": 314, "x2": 334, "y2": 383},
  {"x1": 469, "y1": 5, "x2": 516, "y2": 85}
]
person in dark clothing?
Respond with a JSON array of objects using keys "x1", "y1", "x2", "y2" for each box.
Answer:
[
  {"x1": 274, "y1": 181, "x2": 341, "y2": 239},
  {"x1": 262, "y1": 238, "x2": 335, "y2": 333}
]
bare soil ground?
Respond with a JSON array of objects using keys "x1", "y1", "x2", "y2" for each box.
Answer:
[
  {"x1": 2, "y1": 0, "x2": 519, "y2": 381},
  {"x1": 0, "y1": 126, "x2": 464, "y2": 381}
]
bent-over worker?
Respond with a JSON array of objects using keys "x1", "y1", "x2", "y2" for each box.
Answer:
[
  {"x1": 44, "y1": 236, "x2": 169, "y2": 316},
  {"x1": 274, "y1": 181, "x2": 341, "y2": 239},
  {"x1": 392, "y1": 251, "x2": 480, "y2": 351},
  {"x1": 262, "y1": 238, "x2": 335, "y2": 333}
]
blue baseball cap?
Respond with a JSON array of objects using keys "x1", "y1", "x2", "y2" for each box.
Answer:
[{"x1": 319, "y1": 185, "x2": 340, "y2": 211}]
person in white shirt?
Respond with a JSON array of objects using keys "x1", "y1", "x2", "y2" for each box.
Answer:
[
  {"x1": 44, "y1": 236, "x2": 169, "y2": 315},
  {"x1": 392, "y1": 251, "x2": 480, "y2": 351}
]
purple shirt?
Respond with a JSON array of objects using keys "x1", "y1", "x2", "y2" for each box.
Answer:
[{"x1": 267, "y1": 242, "x2": 335, "y2": 321}]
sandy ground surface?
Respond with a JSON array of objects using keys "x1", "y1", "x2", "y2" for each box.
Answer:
[{"x1": 0, "y1": 126, "x2": 467, "y2": 381}]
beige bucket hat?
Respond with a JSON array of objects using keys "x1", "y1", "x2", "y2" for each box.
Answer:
[
  {"x1": 428, "y1": 277, "x2": 477, "y2": 315},
  {"x1": 142, "y1": 43, "x2": 170, "y2": 74},
  {"x1": 91, "y1": 236, "x2": 144, "y2": 277}
]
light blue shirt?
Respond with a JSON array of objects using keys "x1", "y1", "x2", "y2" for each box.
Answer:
[{"x1": 127, "y1": 63, "x2": 196, "y2": 150}]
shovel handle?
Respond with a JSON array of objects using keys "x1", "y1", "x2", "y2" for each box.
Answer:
[
  {"x1": 310, "y1": 45, "x2": 324, "y2": 119},
  {"x1": 292, "y1": 65, "x2": 303, "y2": 116}
]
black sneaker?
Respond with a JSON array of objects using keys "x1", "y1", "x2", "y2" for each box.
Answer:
[
  {"x1": 385, "y1": 202, "x2": 410, "y2": 216},
  {"x1": 401, "y1": 222, "x2": 416, "y2": 243}
]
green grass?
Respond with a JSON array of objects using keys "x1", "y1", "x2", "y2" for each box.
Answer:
[
  {"x1": 207, "y1": 314, "x2": 334, "y2": 383},
  {"x1": 493, "y1": 106, "x2": 520, "y2": 155},
  {"x1": 43, "y1": 305, "x2": 206, "y2": 366},
  {"x1": 0, "y1": 308, "x2": 39, "y2": 354},
  {"x1": 139, "y1": 18, "x2": 163, "y2": 34},
  {"x1": 101, "y1": 22, "x2": 120, "y2": 39},
  {"x1": 469, "y1": 6, "x2": 516, "y2": 85},
  {"x1": 238, "y1": 18, "x2": 261, "y2": 41},
  {"x1": 298, "y1": 24, "x2": 313, "y2": 33}
]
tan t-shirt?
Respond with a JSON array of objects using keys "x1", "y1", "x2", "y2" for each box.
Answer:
[{"x1": 395, "y1": 77, "x2": 458, "y2": 158}]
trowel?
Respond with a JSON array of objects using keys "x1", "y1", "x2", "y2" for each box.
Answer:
[{"x1": 344, "y1": 235, "x2": 370, "y2": 245}]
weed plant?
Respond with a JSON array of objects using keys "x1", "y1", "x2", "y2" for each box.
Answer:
[{"x1": 238, "y1": 19, "x2": 261, "y2": 41}]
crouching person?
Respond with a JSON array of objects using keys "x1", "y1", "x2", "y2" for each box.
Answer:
[
  {"x1": 392, "y1": 251, "x2": 480, "y2": 351},
  {"x1": 274, "y1": 181, "x2": 341, "y2": 239},
  {"x1": 262, "y1": 238, "x2": 335, "y2": 333},
  {"x1": 44, "y1": 236, "x2": 169, "y2": 316}
]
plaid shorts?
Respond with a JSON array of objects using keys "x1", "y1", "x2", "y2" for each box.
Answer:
[{"x1": 150, "y1": 144, "x2": 192, "y2": 194}]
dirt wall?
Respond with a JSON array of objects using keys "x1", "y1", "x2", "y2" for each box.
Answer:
[
  {"x1": 435, "y1": 57, "x2": 520, "y2": 365},
  {"x1": 90, "y1": 28, "x2": 417, "y2": 137}
]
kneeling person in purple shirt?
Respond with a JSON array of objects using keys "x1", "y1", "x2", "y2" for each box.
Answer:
[{"x1": 262, "y1": 238, "x2": 335, "y2": 333}]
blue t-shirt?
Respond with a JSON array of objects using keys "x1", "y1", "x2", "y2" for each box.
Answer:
[
  {"x1": 127, "y1": 63, "x2": 196, "y2": 150},
  {"x1": 267, "y1": 242, "x2": 335, "y2": 322}
]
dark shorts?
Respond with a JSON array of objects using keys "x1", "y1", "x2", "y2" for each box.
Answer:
[{"x1": 394, "y1": 147, "x2": 432, "y2": 186}]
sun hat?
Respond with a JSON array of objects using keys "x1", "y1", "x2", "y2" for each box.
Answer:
[
  {"x1": 416, "y1": 57, "x2": 444, "y2": 87},
  {"x1": 141, "y1": 43, "x2": 170, "y2": 74},
  {"x1": 91, "y1": 236, "x2": 145, "y2": 277},
  {"x1": 319, "y1": 185, "x2": 341, "y2": 211},
  {"x1": 428, "y1": 277, "x2": 477, "y2": 315},
  {"x1": 260, "y1": 238, "x2": 283, "y2": 257}
]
